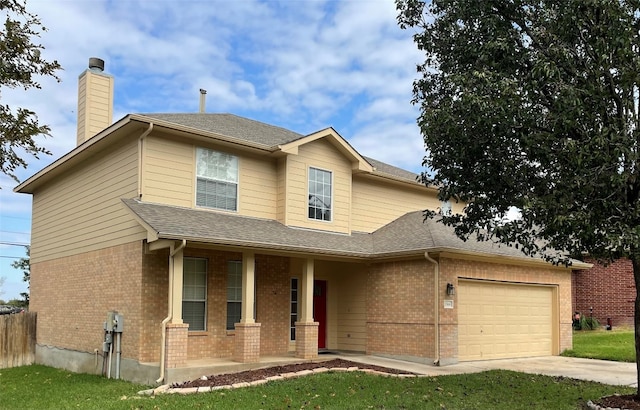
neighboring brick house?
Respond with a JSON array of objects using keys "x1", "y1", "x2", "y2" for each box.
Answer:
[
  {"x1": 15, "y1": 59, "x2": 589, "y2": 384},
  {"x1": 572, "y1": 258, "x2": 635, "y2": 327}
]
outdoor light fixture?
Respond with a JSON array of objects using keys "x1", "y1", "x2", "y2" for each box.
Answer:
[{"x1": 446, "y1": 283, "x2": 455, "y2": 296}]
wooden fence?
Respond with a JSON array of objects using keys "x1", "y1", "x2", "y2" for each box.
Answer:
[{"x1": 0, "y1": 312, "x2": 36, "y2": 368}]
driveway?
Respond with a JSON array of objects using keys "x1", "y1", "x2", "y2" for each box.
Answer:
[{"x1": 342, "y1": 355, "x2": 637, "y2": 387}]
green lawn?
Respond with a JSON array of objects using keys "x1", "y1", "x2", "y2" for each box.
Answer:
[
  {"x1": 0, "y1": 364, "x2": 633, "y2": 409},
  {"x1": 561, "y1": 328, "x2": 635, "y2": 362}
]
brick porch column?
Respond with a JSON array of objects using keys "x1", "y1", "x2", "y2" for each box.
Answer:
[
  {"x1": 295, "y1": 259, "x2": 318, "y2": 359},
  {"x1": 234, "y1": 323, "x2": 261, "y2": 363},
  {"x1": 295, "y1": 321, "x2": 319, "y2": 359},
  {"x1": 165, "y1": 323, "x2": 189, "y2": 369}
]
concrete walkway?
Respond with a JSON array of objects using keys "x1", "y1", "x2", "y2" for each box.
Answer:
[{"x1": 341, "y1": 355, "x2": 638, "y2": 387}]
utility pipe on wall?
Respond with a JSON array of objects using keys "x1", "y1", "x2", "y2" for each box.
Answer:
[
  {"x1": 137, "y1": 123, "x2": 154, "y2": 199},
  {"x1": 424, "y1": 252, "x2": 440, "y2": 365},
  {"x1": 156, "y1": 239, "x2": 186, "y2": 384}
]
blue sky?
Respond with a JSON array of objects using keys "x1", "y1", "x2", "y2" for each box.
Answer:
[{"x1": 0, "y1": 0, "x2": 426, "y2": 301}]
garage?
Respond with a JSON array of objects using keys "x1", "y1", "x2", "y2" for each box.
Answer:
[{"x1": 458, "y1": 280, "x2": 556, "y2": 361}]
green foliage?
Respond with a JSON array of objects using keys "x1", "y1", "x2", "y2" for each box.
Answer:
[
  {"x1": 396, "y1": 0, "x2": 640, "y2": 266},
  {"x1": 10, "y1": 245, "x2": 29, "y2": 305},
  {"x1": 0, "y1": 364, "x2": 633, "y2": 409},
  {"x1": 562, "y1": 328, "x2": 635, "y2": 362},
  {"x1": 0, "y1": 0, "x2": 61, "y2": 182},
  {"x1": 579, "y1": 315, "x2": 601, "y2": 330},
  {"x1": 397, "y1": 0, "x2": 640, "y2": 393}
]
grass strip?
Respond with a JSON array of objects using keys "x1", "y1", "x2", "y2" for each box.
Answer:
[
  {"x1": 0, "y1": 364, "x2": 632, "y2": 409},
  {"x1": 562, "y1": 328, "x2": 635, "y2": 362}
]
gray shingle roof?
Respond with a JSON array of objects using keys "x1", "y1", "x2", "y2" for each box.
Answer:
[
  {"x1": 364, "y1": 156, "x2": 419, "y2": 181},
  {"x1": 138, "y1": 113, "x2": 305, "y2": 147},
  {"x1": 371, "y1": 211, "x2": 536, "y2": 259},
  {"x1": 122, "y1": 198, "x2": 545, "y2": 262}
]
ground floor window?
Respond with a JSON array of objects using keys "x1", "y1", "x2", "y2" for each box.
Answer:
[
  {"x1": 183, "y1": 257, "x2": 207, "y2": 331},
  {"x1": 290, "y1": 278, "x2": 298, "y2": 340},
  {"x1": 227, "y1": 261, "x2": 242, "y2": 330}
]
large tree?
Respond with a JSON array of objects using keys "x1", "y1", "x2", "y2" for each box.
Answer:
[
  {"x1": 397, "y1": 0, "x2": 640, "y2": 395},
  {"x1": 1, "y1": 0, "x2": 61, "y2": 182}
]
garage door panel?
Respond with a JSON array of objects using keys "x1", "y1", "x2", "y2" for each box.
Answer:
[{"x1": 458, "y1": 280, "x2": 554, "y2": 361}]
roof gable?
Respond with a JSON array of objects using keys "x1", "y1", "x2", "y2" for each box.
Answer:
[{"x1": 278, "y1": 127, "x2": 373, "y2": 172}]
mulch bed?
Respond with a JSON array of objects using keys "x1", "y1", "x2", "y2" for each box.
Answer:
[
  {"x1": 171, "y1": 358, "x2": 415, "y2": 389},
  {"x1": 591, "y1": 394, "x2": 640, "y2": 410}
]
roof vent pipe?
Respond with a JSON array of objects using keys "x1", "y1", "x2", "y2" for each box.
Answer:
[
  {"x1": 199, "y1": 89, "x2": 207, "y2": 113},
  {"x1": 88, "y1": 57, "x2": 105, "y2": 72}
]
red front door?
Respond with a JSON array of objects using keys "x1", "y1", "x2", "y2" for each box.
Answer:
[{"x1": 313, "y1": 280, "x2": 327, "y2": 349}]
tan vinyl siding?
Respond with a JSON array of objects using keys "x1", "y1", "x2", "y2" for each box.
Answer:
[
  {"x1": 30, "y1": 138, "x2": 143, "y2": 263},
  {"x1": 239, "y1": 155, "x2": 277, "y2": 219},
  {"x1": 314, "y1": 261, "x2": 367, "y2": 352},
  {"x1": 285, "y1": 140, "x2": 351, "y2": 234},
  {"x1": 144, "y1": 135, "x2": 278, "y2": 218},
  {"x1": 143, "y1": 135, "x2": 194, "y2": 207},
  {"x1": 276, "y1": 157, "x2": 287, "y2": 224},
  {"x1": 336, "y1": 268, "x2": 367, "y2": 351},
  {"x1": 351, "y1": 177, "x2": 441, "y2": 233}
]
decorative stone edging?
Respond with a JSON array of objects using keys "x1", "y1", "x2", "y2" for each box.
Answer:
[{"x1": 138, "y1": 366, "x2": 418, "y2": 396}]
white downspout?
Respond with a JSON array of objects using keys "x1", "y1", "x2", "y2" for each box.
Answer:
[
  {"x1": 156, "y1": 239, "x2": 186, "y2": 384},
  {"x1": 424, "y1": 252, "x2": 440, "y2": 365},
  {"x1": 137, "y1": 123, "x2": 153, "y2": 199}
]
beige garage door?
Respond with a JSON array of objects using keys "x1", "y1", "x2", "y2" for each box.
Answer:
[{"x1": 458, "y1": 280, "x2": 554, "y2": 361}]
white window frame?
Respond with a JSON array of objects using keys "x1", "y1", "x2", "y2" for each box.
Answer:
[
  {"x1": 195, "y1": 147, "x2": 239, "y2": 211},
  {"x1": 308, "y1": 167, "x2": 332, "y2": 222},
  {"x1": 182, "y1": 257, "x2": 207, "y2": 331},
  {"x1": 441, "y1": 200, "x2": 452, "y2": 216},
  {"x1": 226, "y1": 261, "x2": 242, "y2": 330},
  {"x1": 290, "y1": 277, "x2": 299, "y2": 341}
]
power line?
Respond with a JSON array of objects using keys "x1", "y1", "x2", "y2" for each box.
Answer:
[
  {"x1": 0, "y1": 255, "x2": 23, "y2": 260},
  {"x1": 0, "y1": 242, "x2": 29, "y2": 247},
  {"x1": 0, "y1": 230, "x2": 30, "y2": 236}
]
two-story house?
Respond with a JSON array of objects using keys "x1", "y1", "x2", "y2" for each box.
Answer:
[{"x1": 15, "y1": 59, "x2": 587, "y2": 384}]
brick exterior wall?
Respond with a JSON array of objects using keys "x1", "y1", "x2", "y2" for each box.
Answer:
[
  {"x1": 572, "y1": 258, "x2": 635, "y2": 327},
  {"x1": 367, "y1": 259, "x2": 435, "y2": 359},
  {"x1": 32, "y1": 243, "x2": 294, "y2": 366},
  {"x1": 255, "y1": 255, "x2": 291, "y2": 355},
  {"x1": 176, "y1": 251, "x2": 291, "y2": 361},
  {"x1": 30, "y1": 241, "x2": 147, "y2": 361},
  {"x1": 33, "y1": 239, "x2": 572, "y2": 369},
  {"x1": 139, "y1": 247, "x2": 169, "y2": 362},
  {"x1": 366, "y1": 257, "x2": 573, "y2": 363}
]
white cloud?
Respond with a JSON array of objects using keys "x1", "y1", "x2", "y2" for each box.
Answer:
[{"x1": 0, "y1": 0, "x2": 427, "y2": 299}]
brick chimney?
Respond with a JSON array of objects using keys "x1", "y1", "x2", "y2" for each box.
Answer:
[{"x1": 76, "y1": 57, "x2": 114, "y2": 146}]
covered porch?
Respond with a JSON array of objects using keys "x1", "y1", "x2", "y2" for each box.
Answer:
[
  {"x1": 152, "y1": 242, "x2": 327, "y2": 377},
  {"x1": 140, "y1": 241, "x2": 371, "y2": 385}
]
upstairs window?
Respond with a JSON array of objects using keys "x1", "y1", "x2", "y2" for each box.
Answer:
[
  {"x1": 308, "y1": 167, "x2": 332, "y2": 221},
  {"x1": 196, "y1": 147, "x2": 238, "y2": 211},
  {"x1": 440, "y1": 200, "x2": 452, "y2": 216}
]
